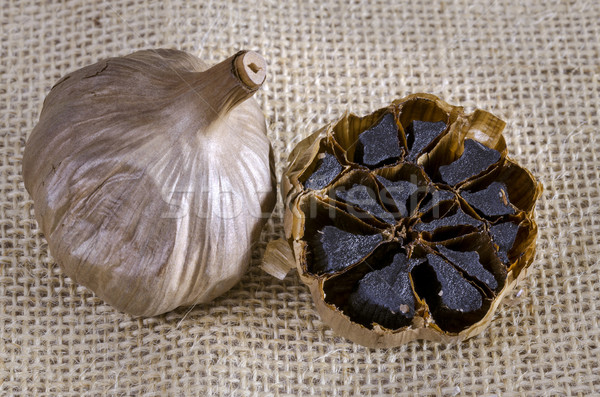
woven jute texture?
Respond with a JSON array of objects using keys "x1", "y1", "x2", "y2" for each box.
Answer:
[{"x1": 1, "y1": 0, "x2": 599, "y2": 395}]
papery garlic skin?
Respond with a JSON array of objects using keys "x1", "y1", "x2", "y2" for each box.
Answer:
[{"x1": 23, "y1": 49, "x2": 276, "y2": 316}]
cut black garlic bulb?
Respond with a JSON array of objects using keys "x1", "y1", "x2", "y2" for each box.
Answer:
[
  {"x1": 263, "y1": 94, "x2": 542, "y2": 347},
  {"x1": 22, "y1": 49, "x2": 276, "y2": 316}
]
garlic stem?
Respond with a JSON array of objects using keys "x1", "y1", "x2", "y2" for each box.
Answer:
[
  {"x1": 233, "y1": 51, "x2": 267, "y2": 90},
  {"x1": 191, "y1": 50, "x2": 266, "y2": 123}
]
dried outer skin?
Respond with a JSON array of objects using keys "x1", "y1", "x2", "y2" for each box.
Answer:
[
  {"x1": 267, "y1": 93, "x2": 542, "y2": 347},
  {"x1": 23, "y1": 49, "x2": 276, "y2": 317}
]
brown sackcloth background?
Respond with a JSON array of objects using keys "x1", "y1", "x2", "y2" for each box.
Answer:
[{"x1": 1, "y1": 0, "x2": 599, "y2": 395}]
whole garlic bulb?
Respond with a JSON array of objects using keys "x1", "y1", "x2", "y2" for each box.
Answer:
[{"x1": 23, "y1": 49, "x2": 276, "y2": 316}]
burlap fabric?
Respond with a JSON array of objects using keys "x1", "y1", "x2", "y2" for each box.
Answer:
[{"x1": 1, "y1": 0, "x2": 598, "y2": 395}]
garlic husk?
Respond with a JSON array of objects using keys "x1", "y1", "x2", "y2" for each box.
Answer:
[{"x1": 23, "y1": 49, "x2": 276, "y2": 316}]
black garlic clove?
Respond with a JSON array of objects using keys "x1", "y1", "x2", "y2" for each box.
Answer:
[
  {"x1": 310, "y1": 226, "x2": 382, "y2": 273},
  {"x1": 355, "y1": 113, "x2": 402, "y2": 168},
  {"x1": 347, "y1": 253, "x2": 416, "y2": 329},
  {"x1": 489, "y1": 221, "x2": 520, "y2": 264},
  {"x1": 425, "y1": 253, "x2": 483, "y2": 313},
  {"x1": 376, "y1": 176, "x2": 419, "y2": 218},
  {"x1": 460, "y1": 181, "x2": 516, "y2": 217},
  {"x1": 419, "y1": 187, "x2": 456, "y2": 213},
  {"x1": 304, "y1": 153, "x2": 343, "y2": 190},
  {"x1": 415, "y1": 207, "x2": 483, "y2": 233},
  {"x1": 439, "y1": 139, "x2": 501, "y2": 186},
  {"x1": 405, "y1": 120, "x2": 447, "y2": 161},
  {"x1": 334, "y1": 183, "x2": 396, "y2": 224},
  {"x1": 436, "y1": 245, "x2": 498, "y2": 290}
]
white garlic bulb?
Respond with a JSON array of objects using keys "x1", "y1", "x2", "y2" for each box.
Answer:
[{"x1": 23, "y1": 49, "x2": 276, "y2": 316}]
